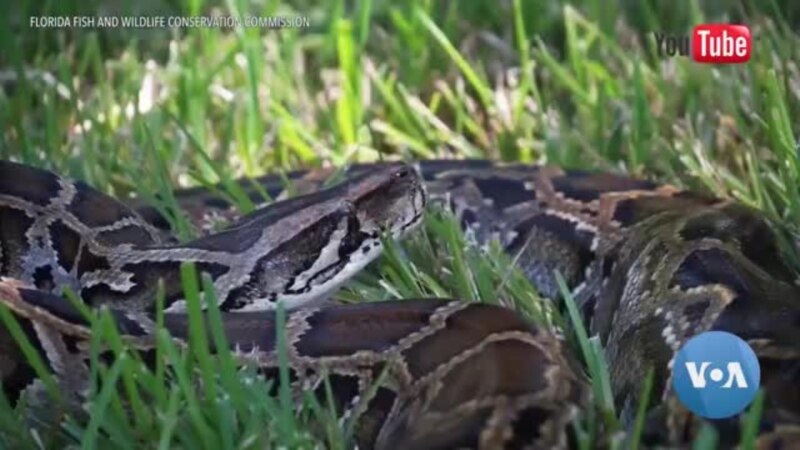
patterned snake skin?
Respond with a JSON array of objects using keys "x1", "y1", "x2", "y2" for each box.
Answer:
[{"x1": 0, "y1": 159, "x2": 799, "y2": 449}]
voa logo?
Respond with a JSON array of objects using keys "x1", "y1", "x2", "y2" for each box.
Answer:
[
  {"x1": 685, "y1": 361, "x2": 748, "y2": 389},
  {"x1": 672, "y1": 331, "x2": 760, "y2": 419}
]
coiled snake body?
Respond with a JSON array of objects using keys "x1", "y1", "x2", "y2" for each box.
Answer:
[{"x1": 0, "y1": 159, "x2": 798, "y2": 449}]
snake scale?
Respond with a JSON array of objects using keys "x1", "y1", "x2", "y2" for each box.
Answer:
[{"x1": 0, "y1": 159, "x2": 799, "y2": 449}]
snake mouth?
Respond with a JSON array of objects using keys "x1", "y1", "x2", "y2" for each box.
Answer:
[
  {"x1": 397, "y1": 184, "x2": 427, "y2": 236},
  {"x1": 399, "y1": 208, "x2": 424, "y2": 235}
]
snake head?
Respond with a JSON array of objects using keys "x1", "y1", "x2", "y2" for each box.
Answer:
[
  {"x1": 345, "y1": 163, "x2": 427, "y2": 239},
  {"x1": 161, "y1": 163, "x2": 427, "y2": 312}
]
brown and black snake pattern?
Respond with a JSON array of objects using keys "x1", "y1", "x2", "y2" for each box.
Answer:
[{"x1": 0, "y1": 159, "x2": 799, "y2": 449}]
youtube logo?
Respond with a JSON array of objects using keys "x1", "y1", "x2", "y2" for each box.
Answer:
[
  {"x1": 692, "y1": 24, "x2": 751, "y2": 63},
  {"x1": 654, "y1": 24, "x2": 752, "y2": 64}
]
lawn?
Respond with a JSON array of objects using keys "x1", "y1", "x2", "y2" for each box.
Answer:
[{"x1": 1, "y1": 0, "x2": 799, "y2": 448}]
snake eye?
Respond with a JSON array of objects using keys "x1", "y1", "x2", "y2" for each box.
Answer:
[{"x1": 395, "y1": 167, "x2": 412, "y2": 179}]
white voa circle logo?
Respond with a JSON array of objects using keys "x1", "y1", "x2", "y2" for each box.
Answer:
[
  {"x1": 672, "y1": 331, "x2": 760, "y2": 419},
  {"x1": 685, "y1": 361, "x2": 748, "y2": 388}
]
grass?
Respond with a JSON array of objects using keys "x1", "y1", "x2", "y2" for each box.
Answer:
[{"x1": 1, "y1": 0, "x2": 799, "y2": 448}]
